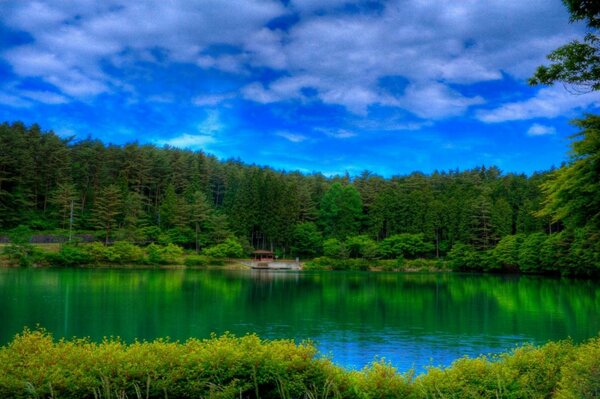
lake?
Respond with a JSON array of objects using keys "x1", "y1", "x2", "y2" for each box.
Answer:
[{"x1": 0, "y1": 268, "x2": 598, "y2": 374}]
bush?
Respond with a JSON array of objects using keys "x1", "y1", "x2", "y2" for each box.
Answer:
[
  {"x1": 45, "y1": 245, "x2": 92, "y2": 266},
  {"x1": 380, "y1": 233, "x2": 433, "y2": 259},
  {"x1": 493, "y1": 234, "x2": 525, "y2": 269},
  {"x1": 345, "y1": 235, "x2": 380, "y2": 260},
  {"x1": 556, "y1": 337, "x2": 600, "y2": 398},
  {"x1": 202, "y1": 238, "x2": 244, "y2": 259},
  {"x1": 518, "y1": 232, "x2": 547, "y2": 272},
  {"x1": 446, "y1": 242, "x2": 480, "y2": 271},
  {"x1": 3, "y1": 225, "x2": 36, "y2": 267},
  {"x1": 184, "y1": 254, "x2": 210, "y2": 267},
  {"x1": 322, "y1": 238, "x2": 348, "y2": 259},
  {"x1": 146, "y1": 243, "x2": 184, "y2": 265},
  {"x1": 0, "y1": 330, "x2": 597, "y2": 399},
  {"x1": 106, "y1": 241, "x2": 145, "y2": 264}
]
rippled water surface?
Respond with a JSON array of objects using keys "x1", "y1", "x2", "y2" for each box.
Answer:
[{"x1": 1, "y1": 269, "x2": 598, "y2": 373}]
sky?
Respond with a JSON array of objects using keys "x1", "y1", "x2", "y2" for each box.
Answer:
[{"x1": 1, "y1": 0, "x2": 599, "y2": 177}]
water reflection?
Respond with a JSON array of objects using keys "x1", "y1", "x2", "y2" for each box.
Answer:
[{"x1": 0, "y1": 269, "x2": 598, "y2": 373}]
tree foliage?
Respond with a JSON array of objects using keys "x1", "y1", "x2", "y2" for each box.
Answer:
[
  {"x1": 530, "y1": 1, "x2": 600, "y2": 92},
  {"x1": 0, "y1": 118, "x2": 598, "y2": 275}
]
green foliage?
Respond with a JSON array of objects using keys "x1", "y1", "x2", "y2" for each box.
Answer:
[
  {"x1": 345, "y1": 235, "x2": 380, "y2": 260},
  {"x1": 538, "y1": 116, "x2": 600, "y2": 230},
  {"x1": 45, "y1": 245, "x2": 92, "y2": 267},
  {"x1": 92, "y1": 185, "x2": 123, "y2": 244},
  {"x1": 322, "y1": 238, "x2": 347, "y2": 259},
  {"x1": 539, "y1": 232, "x2": 567, "y2": 273},
  {"x1": 319, "y1": 182, "x2": 363, "y2": 239},
  {"x1": 146, "y1": 243, "x2": 184, "y2": 265},
  {"x1": 446, "y1": 242, "x2": 480, "y2": 271},
  {"x1": 555, "y1": 335, "x2": 600, "y2": 398},
  {"x1": 202, "y1": 237, "x2": 244, "y2": 259},
  {"x1": 530, "y1": 1, "x2": 600, "y2": 91},
  {"x1": 305, "y1": 256, "x2": 371, "y2": 271},
  {"x1": 7, "y1": 224, "x2": 33, "y2": 245},
  {"x1": 380, "y1": 233, "x2": 433, "y2": 259},
  {"x1": 0, "y1": 329, "x2": 597, "y2": 399},
  {"x1": 530, "y1": 35, "x2": 600, "y2": 92},
  {"x1": 291, "y1": 222, "x2": 323, "y2": 258},
  {"x1": 3, "y1": 225, "x2": 37, "y2": 267},
  {"x1": 1, "y1": 118, "x2": 599, "y2": 276},
  {"x1": 493, "y1": 234, "x2": 525, "y2": 269},
  {"x1": 184, "y1": 254, "x2": 210, "y2": 267},
  {"x1": 138, "y1": 226, "x2": 161, "y2": 243},
  {"x1": 517, "y1": 232, "x2": 547, "y2": 272}
]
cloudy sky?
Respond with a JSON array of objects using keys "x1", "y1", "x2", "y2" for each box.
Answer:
[{"x1": 1, "y1": 0, "x2": 599, "y2": 176}]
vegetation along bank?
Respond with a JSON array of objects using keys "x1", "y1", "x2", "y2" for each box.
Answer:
[
  {"x1": 1, "y1": 116, "x2": 599, "y2": 276},
  {"x1": 0, "y1": 329, "x2": 598, "y2": 399}
]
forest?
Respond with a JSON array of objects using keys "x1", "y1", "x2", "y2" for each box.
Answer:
[{"x1": 0, "y1": 116, "x2": 598, "y2": 276}]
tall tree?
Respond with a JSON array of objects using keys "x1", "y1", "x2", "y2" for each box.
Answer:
[
  {"x1": 92, "y1": 185, "x2": 123, "y2": 244},
  {"x1": 189, "y1": 190, "x2": 211, "y2": 253},
  {"x1": 319, "y1": 182, "x2": 363, "y2": 239},
  {"x1": 537, "y1": 116, "x2": 600, "y2": 230}
]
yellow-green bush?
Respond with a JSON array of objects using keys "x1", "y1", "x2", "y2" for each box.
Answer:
[{"x1": 0, "y1": 329, "x2": 598, "y2": 399}]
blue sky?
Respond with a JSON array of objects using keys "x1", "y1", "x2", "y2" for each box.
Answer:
[{"x1": 1, "y1": 0, "x2": 599, "y2": 177}]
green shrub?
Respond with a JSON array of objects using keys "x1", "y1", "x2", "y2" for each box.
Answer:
[
  {"x1": 202, "y1": 238, "x2": 244, "y2": 259},
  {"x1": 323, "y1": 238, "x2": 348, "y2": 259},
  {"x1": 3, "y1": 225, "x2": 36, "y2": 267},
  {"x1": 184, "y1": 254, "x2": 210, "y2": 266},
  {"x1": 517, "y1": 232, "x2": 547, "y2": 272},
  {"x1": 106, "y1": 241, "x2": 145, "y2": 264},
  {"x1": 46, "y1": 245, "x2": 92, "y2": 266},
  {"x1": 556, "y1": 337, "x2": 600, "y2": 398},
  {"x1": 146, "y1": 243, "x2": 184, "y2": 265},
  {"x1": 493, "y1": 234, "x2": 525, "y2": 269},
  {"x1": 0, "y1": 330, "x2": 596, "y2": 399},
  {"x1": 446, "y1": 242, "x2": 480, "y2": 271}
]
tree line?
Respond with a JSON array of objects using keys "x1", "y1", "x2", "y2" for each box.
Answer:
[{"x1": 0, "y1": 117, "x2": 597, "y2": 275}]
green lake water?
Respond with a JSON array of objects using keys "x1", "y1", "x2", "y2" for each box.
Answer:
[{"x1": 0, "y1": 268, "x2": 598, "y2": 373}]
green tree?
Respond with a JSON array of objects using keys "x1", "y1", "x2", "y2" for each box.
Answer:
[
  {"x1": 446, "y1": 242, "x2": 480, "y2": 271},
  {"x1": 518, "y1": 233, "x2": 547, "y2": 272},
  {"x1": 319, "y1": 183, "x2": 363, "y2": 239},
  {"x1": 323, "y1": 238, "x2": 347, "y2": 259},
  {"x1": 92, "y1": 185, "x2": 123, "y2": 244},
  {"x1": 189, "y1": 190, "x2": 212, "y2": 253},
  {"x1": 345, "y1": 235, "x2": 380, "y2": 260},
  {"x1": 291, "y1": 222, "x2": 323, "y2": 258},
  {"x1": 3, "y1": 225, "x2": 36, "y2": 267},
  {"x1": 50, "y1": 182, "x2": 78, "y2": 230},
  {"x1": 537, "y1": 116, "x2": 600, "y2": 230},
  {"x1": 530, "y1": 1, "x2": 600, "y2": 92},
  {"x1": 493, "y1": 234, "x2": 525, "y2": 269},
  {"x1": 470, "y1": 193, "x2": 496, "y2": 251},
  {"x1": 379, "y1": 233, "x2": 432, "y2": 259}
]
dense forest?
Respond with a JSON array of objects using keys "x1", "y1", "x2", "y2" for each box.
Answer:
[{"x1": 0, "y1": 117, "x2": 598, "y2": 275}]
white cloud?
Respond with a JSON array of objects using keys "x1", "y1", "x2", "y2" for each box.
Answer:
[
  {"x1": 20, "y1": 90, "x2": 69, "y2": 105},
  {"x1": 0, "y1": 92, "x2": 31, "y2": 108},
  {"x1": 527, "y1": 123, "x2": 556, "y2": 136},
  {"x1": 192, "y1": 93, "x2": 235, "y2": 106},
  {"x1": 158, "y1": 133, "x2": 216, "y2": 149},
  {"x1": 477, "y1": 87, "x2": 600, "y2": 123},
  {"x1": 399, "y1": 82, "x2": 484, "y2": 119},
  {"x1": 324, "y1": 129, "x2": 357, "y2": 139},
  {"x1": 155, "y1": 109, "x2": 224, "y2": 149},
  {"x1": 1, "y1": 0, "x2": 284, "y2": 100},
  {"x1": 0, "y1": 0, "x2": 590, "y2": 121},
  {"x1": 276, "y1": 131, "x2": 307, "y2": 143},
  {"x1": 197, "y1": 110, "x2": 224, "y2": 135}
]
